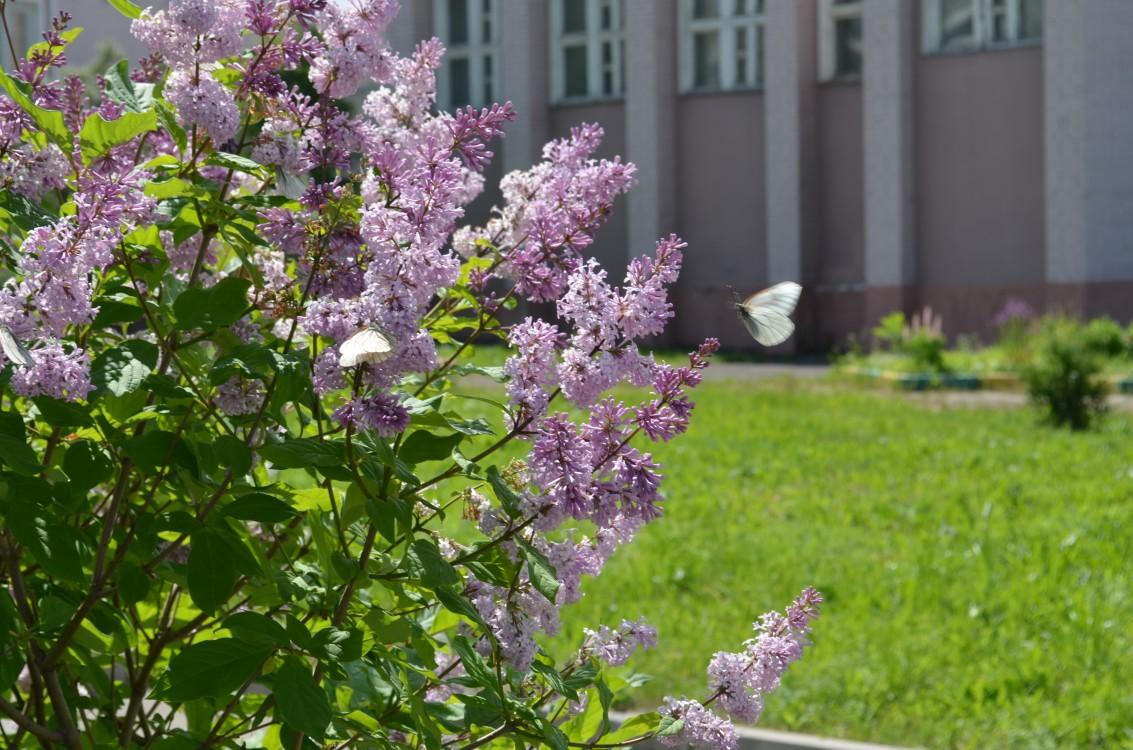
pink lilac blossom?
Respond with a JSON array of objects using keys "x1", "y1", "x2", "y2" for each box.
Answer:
[
  {"x1": 132, "y1": 0, "x2": 245, "y2": 67},
  {"x1": 9, "y1": 342, "x2": 93, "y2": 401},
  {"x1": 164, "y1": 70, "x2": 240, "y2": 146},
  {"x1": 214, "y1": 378, "x2": 265, "y2": 416},
  {"x1": 333, "y1": 392, "x2": 409, "y2": 436},
  {"x1": 658, "y1": 699, "x2": 738, "y2": 750},
  {"x1": 583, "y1": 617, "x2": 658, "y2": 667},
  {"x1": 658, "y1": 589, "x2": 822, "y2": 749}
]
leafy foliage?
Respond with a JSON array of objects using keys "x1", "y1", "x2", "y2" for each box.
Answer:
[{"x1": 0, "y1": 2, "x2": 817, "y2": 749}]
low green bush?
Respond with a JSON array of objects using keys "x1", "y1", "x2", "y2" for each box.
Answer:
[{"x1": 1023, "y1": 319, "x2": 1110, "y2": 429}]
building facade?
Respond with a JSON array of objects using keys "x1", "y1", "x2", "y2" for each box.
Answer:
[
  {"x1": 389, "y1": 0, "x2": 1133, "y2": 351},
  {"x1": 10, "y1": 1, "x2": 1133, "y2": 351}
]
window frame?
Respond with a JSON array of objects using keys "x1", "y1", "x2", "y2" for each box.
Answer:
[
  {"x1": 550, "y1": 0, "x2": 625, "y2": 104},
  {"x1": 818, "y1": 0, "x2": 863, "y2": 82},
  {"x1": 678, "y1": 0, "x2": 766, "y2": 94},
  {"x1": 922, "y1": 0, "x2": 1043, "y2": 55},
  {"x1": 434, "y1": 0, "x2": 499, "y2": 111}
]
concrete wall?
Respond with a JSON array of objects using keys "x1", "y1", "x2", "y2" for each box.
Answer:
[
  {"x1": 674, "y1": 93, "x2": 767, "y2": 349},
  {"x1": 548, "y1": 102, "x2": 630, "y2": 279},
  {"x1": 812, "y1": 83, "x2": 865, "y2": 347},
  {"x1": 913, "y1": 46, "x2": 1045, "y2": 337}
]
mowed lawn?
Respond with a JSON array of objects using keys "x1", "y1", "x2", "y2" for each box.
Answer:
[{"x1": 542, "y1": 379, "x2": 1133, "y2": 749}]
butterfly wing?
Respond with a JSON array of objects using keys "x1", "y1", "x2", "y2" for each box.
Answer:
[
  {"x1": 0, "y1": 326, "x2": 33, "y2": 368},
  {"x1": 339, "y1": 328, "x2": 393, "y2": 368},
  {"x1": 739, "y1": 307, "x2": 796, "y2": 346},
  {"x1": 739, "y1": 282, "x2": 802, "y2": 346}
]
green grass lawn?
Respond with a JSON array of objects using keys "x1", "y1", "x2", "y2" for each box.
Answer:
[{"x1": 539, "y1": 379, "x2": 1133, "y2": 749}]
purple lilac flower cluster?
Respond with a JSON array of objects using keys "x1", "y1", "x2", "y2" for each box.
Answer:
[{"x1": 658, "y1": 588, "x2": 823, "y2": 750}]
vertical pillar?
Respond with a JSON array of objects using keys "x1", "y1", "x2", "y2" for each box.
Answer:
[
  {"x1": 625, "y1": 0, "x2": 678, "y2": 260},
  {"x1": 497, "y1": 0, "x2": 550, "y2": 173},
  {"x1": 386, "y1": 1, "x2": 432, "y2": 57},
  {"x1": 764, "y1": 0, "x2": 816, "y2": 286},
  {"x1": 1045, "y1": 0, "x2": 1133, "y2": 315},
  {"x1": 862, "y1": 0, "x2": 916, "y2": 321}
]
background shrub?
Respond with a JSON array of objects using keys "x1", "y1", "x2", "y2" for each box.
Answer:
[{"x1": 1023, "y1": 319, "x2": 1110, "y2": 429}]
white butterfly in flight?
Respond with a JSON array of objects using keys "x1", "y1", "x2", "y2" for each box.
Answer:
[
  {"x1": 0, "y1": 325, "x2": 33, "y2": 368},
  {"x1": 736, "y1": 281, "x2": 802, "y2": 346},
  {"x1": 338, "y1": 327, "x2": 393, "y2": 368}
]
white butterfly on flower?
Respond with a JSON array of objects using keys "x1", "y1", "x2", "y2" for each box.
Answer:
[
  {"x1": 736, "y1": 282, "x2": 802, "y2": 346},
  {"x1": 0, "y1": 325, "x2": 33, "y2": 368},
  {"x1": 338, "y1": 327, "x2": 393, "y2": 368}
]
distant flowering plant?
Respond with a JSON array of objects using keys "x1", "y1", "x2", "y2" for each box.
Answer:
[{"x1": 0, "y1": 1, "x2": 818, "y2": 749}]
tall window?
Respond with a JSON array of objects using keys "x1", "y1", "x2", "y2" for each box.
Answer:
[
  {"x1": 434, "y1": 0, "x2": 498, "y2": 110},
  {"x1": 923, "y1": 0, "x2": 1043, "y2": 53},
  {"x1": 679, "y1": 0, "x2": 765, "y2": 93},
  {"x1": 819, "y1": 0, "x2": 862, "y2": 80},
  {"x1": 551, "y1": 0, "x2": 624, "y2": 102}
]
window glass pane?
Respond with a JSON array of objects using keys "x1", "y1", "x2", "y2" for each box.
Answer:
[
  {"x1": 693, "y1": 0, "x2": 719, "y2": 20},
  {"x1": 564, "y1": 45, "x2": 589, "y2": 97},
  {"x1": 990, "y1": 0, "x2": 1009, "y2": 42},
  {"x1": 733, "y1": 0, "x2": 748, "y2": 16},
  {"x1": 693, "y1": 30, "x2": 720, "y2": 89},
  {"x1": 600, "y1": 0, "x2": 613, "y2": 30},
  {"x1": 938, "y1": 0, "x2": 976, "y2": 50},
  {"x1": 482, "y1": 0, "x2": 493, "y2": 41},
  {"x1": 448, "y1": 0, "x2": 469, "y2": 44},
  {"x1": 449, "y1": 57, "x2": 471, "y2": 108},
  {"x1": 1020, "y1": 0, "x2": 1043, "y2": 40},
  {"x1": 834, "y1": 16, "x2": 862, "y2": 76},
  {"x1": 734, "y1": 27, "x2": 748, "y2": 85},
  {"x1": 602, "y1": 41, "x2": 615, "y2": 95},
  {"x1": 563, "y1": 0, "x2": 587, "y2": 33},
  {"x1": 483, "y1": 54, "x2": 493, "y2": 103}
]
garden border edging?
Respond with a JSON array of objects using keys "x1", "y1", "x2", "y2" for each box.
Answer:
[{"x1": 610, "y1": 712, "x2": 922, "y2": 750}]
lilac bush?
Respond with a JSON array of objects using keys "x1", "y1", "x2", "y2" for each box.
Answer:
[{"x1": 0, "y1": 2, "x2": 818, "y2": 748}]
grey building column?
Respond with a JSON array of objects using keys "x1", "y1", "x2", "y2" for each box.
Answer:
[
  {"x1": 497, "y1": 0, "x2": 551, "y2": 173},
  {"x1": 386, "y1": 1, "x2": 432, "y2": 57},
  {"x1": 764, "y1": 0, "x2": 817, "y2": 287},
  {"x1": 625, "y1": 0, "x2": 678, "y2": 261},
  {"x1": 1045, "y1": 0, "x2": 1133, "y2": 309},
  {"x1": 862, "y1": 0, "x2": 916, "y2": 318}
]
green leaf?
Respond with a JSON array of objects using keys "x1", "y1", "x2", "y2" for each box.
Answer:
[
  {"x1": 103, "y1": 59, "x2": 154, "y2": 113},
  {"x1": 399, "y1": 430, "x2": 464, "y2": 465},
  {"x1": 274, "y1": 657, "x2": 332, "y2": 738},
  {"x1": 63, "y1": 440, "x2": 113, "y2": 490},
  {"x1": 156, "y1": 639, "x2": 271, "y2": 702},
  {"x1": 206, "y1": 151, "x2": 267, "y2": 176},
  {"x1": 540, "y1": 721, "x2": 569, "y2": 750},
  {"x1": 655, "y1": 715, "x2": 685, "y2": 738},
  {"x1": 0, "y1": 72, "x2": 68, "y2": 144},
  {"x1": 117, "y1": 562, "x2": 151, "y2": 605},
  {"x1": 106, "y1": 0, "x2": 143, "y2": 19},
  {"x1": 602, "y1": 712, "x2": 660, "y2": 744},
  {"x1": 33, "y1": 397, "x2": 93, "y2": 428},
  {"x1": 80, "y1": 110, "x2": 158, "y2": 159},
  {"x1": 223, "y1": 492, "x2": 300, "y2": 524},
  {"x1": 405, "y1": 539, "x2": 459, "y2": 588},
  {"x1": 121, "y1": 430, "x2": 197, "y2": 474},
  {"x1": 213, "y1": 435, "x2": 252, "y2": 475},
  {"x1": 223, "y1": 611, "x2": 290, "y2": 646},
  {"x1": 91, "y1": 339, "x2": 158, "y2": 397},
  {"x1": 4, "y1": 501, "x2": 84, "y2": 581},
  {"x1": 531, "y1": 661, "x2": 577, "y2": 701},
  {"x1": 486, "y1": 466, "x2": 522, "y2": 518},
  {"x1": 187, "y1": 527, "x2": 239, "y2": 614},
  {"x1": 172, "y1": 276, "x2": 252, "y2": 331},
  {"x1": 0, "y1": 433, "x2": 38, "y2": 474},
  {"x1": 0, "y1": 190, "x2": 53, "y2": 230},
  {"x1": 259, "y1": 438, "x2": 346, "y2": 469},
  {"x1": 517, "y1": 539, "x2": 560, "y2": 603}
]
